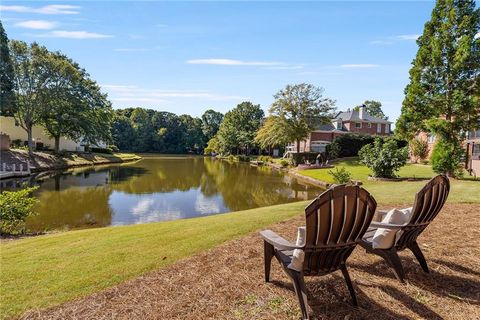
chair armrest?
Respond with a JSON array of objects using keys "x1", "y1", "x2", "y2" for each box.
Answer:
[
  {"x1": 260, "y1": 230, "x2": 302, "y2": 250},
  {"x1": 369, "y1": 221, "x2": 406, "y2": 230}
]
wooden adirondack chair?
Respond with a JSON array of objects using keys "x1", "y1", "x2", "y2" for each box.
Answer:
[
  {"x1": 261, "y1": 184, "x2": 377, "y2": 320},
  {"x1": 359, "y1": 175, "x2": 450, "y2": 282}
]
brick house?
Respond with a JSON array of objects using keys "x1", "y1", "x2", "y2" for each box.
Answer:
[{"x1": 286, "y1": 106, "x2": 392, "y2": 153}]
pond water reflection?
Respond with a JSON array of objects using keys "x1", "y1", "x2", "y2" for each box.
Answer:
[{"x1": 5, "y1": 156, "x2": 324, "y2": 232}]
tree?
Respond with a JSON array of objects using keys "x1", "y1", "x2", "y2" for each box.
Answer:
[
  {"x1": 40, "y1": 51, "x2": 112, "y2": 152},
  {"x1": 8, "y1": 41, "x2": 53, "y2": 152},
  {"x1": 354, "y1": 100, "x2": 388, "y2": 120},
  {"x1": 201, "y1": 109, "x2": 223, "y2": 141},
  {"x1": 216, "y1": 101, "x2": 264, "y2": 155},
  {"x1": 0, "y1": 21, "x2": 15, "y2": 116},
  {"x1": 269, "y1": 83, "x2": 336, "y2": 153},
  {"x1": 396, "y1": 0, "x2": 480, "y2": 175},
  {"x1": 179, "y1": 114, "x2": 205, "y2": 153},
  {"x1": 254, "y1": 116, "x2": 291, "y2": 152}
]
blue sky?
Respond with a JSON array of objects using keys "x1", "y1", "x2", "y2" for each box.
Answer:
[{"x1": 1, "y1": 1, "x2": 439, "y2": 123}]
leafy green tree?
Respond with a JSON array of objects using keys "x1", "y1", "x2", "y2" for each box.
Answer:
[
  {"x1": 40, "y1": 51, "x2": 112, "y2": 152},
  {"x1": 354, "y1": 100, "x2": 387, "y2": 120},
  {"x1": 359, "y1": 137, "x2": 408, "y2": 178},
  {"x1": 269, "y1": 83, "x2": 336, "y2": 153},
  {"x1": 0, "y1": 21, "x2": 15, "y2": 116},
  {"x1": 201, "y1": 109, "x2": 223, "y2": 141},
  {"x1": 179, "y1": 114, "x2": 205, "y2": 153},
  {"x1": 430, "y1": 138, "x2": 465, "y2": 176},
  {"x1": 216, "y1": 101, "x2": 264, "y2": 155},
  {"x1": 8, "y1": 41, "x2": 51, "y2": 152},
  {"x1": 254, "y1": 116, "x2": 291, "y2": 151},
  {"x1": 112, "y1": 114, "x2": 135, "y2": 151},
  {"x1": 204, "y1": 136, "x2": 220, "y2": 154},
  {"x1": 396, "y1": 0, "x2": 479, "y2": 176}
]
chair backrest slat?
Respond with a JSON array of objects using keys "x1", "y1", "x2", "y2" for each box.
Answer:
[
  {"x1": 303, "y1": 184, "x2": 376, "y2": 275},
  {"x1": 396, "y1": 175, "x2": 450, "y2": 249}
]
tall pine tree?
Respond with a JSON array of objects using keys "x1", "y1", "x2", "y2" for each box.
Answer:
[
  {"x1": 396, "y1": 0, "x2": 480, "y2": 175},
  {"x1": 0, "y1": 21, "x2": 15, "y2": 115}
]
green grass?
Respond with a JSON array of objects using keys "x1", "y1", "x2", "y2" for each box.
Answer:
[
  {"x1": 298, "y1": 159, "x2": 480, "y2": 204},
  {"x1": 0, "y1": 201, "x2": 307, "y2": 319}
]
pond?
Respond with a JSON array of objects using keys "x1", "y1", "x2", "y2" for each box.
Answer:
[{"x1": 4, "y1": 155, "x2": 324, "y2": 232}]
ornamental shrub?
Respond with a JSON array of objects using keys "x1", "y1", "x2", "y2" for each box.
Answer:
[
  {"x1": 328, "y1": 167, "x2": 352, "y2": 184},
  {"x1": 0, "y1": 187, "x2": 38, "y2": 235},
  {"x1": 430, "y1": 139, "x2": 464, "y2": 177},
  {"x1": 409, "y1": 138, "x2": 429, "y2": 162},
  {"x1": 359, "y1": 137, "x2": 408, "y2": 178}
]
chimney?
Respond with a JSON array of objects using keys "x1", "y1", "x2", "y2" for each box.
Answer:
[{"x1": 359, "y1": 105, "x2": 366, "y2": 119}]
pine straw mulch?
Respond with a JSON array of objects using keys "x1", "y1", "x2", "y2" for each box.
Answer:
[{"x1": 21, "y1": 203, "x2": 480, "y2": 320}]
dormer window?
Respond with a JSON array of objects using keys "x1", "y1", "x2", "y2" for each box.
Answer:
[
  {"x1": 336, "y1": 121, "x2": 342, "y2": 130},
  {"x1": 355, "y1": 122, "x2": 361, "y2": 128}
]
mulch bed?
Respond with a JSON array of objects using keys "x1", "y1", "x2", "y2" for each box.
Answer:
[{"x1": 21, "y1": 203, "x2": 480, "y2": 320}]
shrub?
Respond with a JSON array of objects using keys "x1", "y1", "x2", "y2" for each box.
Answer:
[
  {"x1": 237, "y1": 155, "x2": 251, "y2": 162},
  {"x1": 409, "y1": 138, "x2": 429, "y2": 162},
  {"x1": 258, "y1": 155, "x2": 273, "y2": 163},
  {"x1": 328, "y1": 167, "x2": 352, "y2": 184},
  {"x1": 280, "y1": 159, "x2": 290, "y2": 167},
  {"x1": 290, "y1": 152, "x2": 319, "y2": 166},
  {"x1": 430, "y1": 139, "x2": 464, "y2": 177},
  {"x1": 0, "y1": 187, "x2": 38, "y2": 235},
  {"x1": 328, "y1": 134, "x2": 375, "y2": 159},
  {"x1": 359, "y1": 137, "x2": 408, "y2": 178},
  {"x1": 327, "y1": 134, "x2": 407, "y2": 160}
]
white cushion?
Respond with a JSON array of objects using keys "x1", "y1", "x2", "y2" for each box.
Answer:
[
  {"x1": 372, "y1": 207, "x2": 413, "y2": 249},
  {"x1": 287, "y1": 226, "x2": 306, "y2": 272}
]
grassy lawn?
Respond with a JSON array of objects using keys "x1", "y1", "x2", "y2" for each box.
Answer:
[
  {"x1": 298, "y1": 159, "x2": 480, "y2": 204},
  {"x1": 0, "y1": 201, "x2": 308, "y2": 319}
]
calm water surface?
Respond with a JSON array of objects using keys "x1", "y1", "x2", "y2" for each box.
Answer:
[{"x1": 5, "y1": 155, "x2": 324, "y2": 232}]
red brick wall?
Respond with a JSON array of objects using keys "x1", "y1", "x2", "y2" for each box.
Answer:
[{"x1": 343, "y1": 121, "x2": 390, "y2": 135}]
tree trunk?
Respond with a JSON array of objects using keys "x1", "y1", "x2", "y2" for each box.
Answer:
[
  {"x1": 54, "y1": 136, "x2": 60, "y2": 153},
  {"x1": 296, "y1": 139, "x2": 300, "y2": 153},
  {"x1": 27, "y1": 125, "x2": 34, "y2": 153}
]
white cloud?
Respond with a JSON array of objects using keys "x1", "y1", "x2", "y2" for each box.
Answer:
[
  {"x1": 0, "y1": 5, "x2": 80, "y2": 15},
  {"x1": 339, "y1": 64, "x2": 380, "y2": 68},
  {"x1": 186, "y1": 58, "x2": 282, "y2": 66},
  {"x1": 263, "y1": 65, "x2": 304, "y2": 70},
  {"x1": 102, "y1": 84, "x2": 248, "y2": 106},
  {"x1": 14, "y1": 20, "x2": 57, "y2": 30},
  {"x1": 396, "y1": 34, "x2": 420, "y2": 41},
  {"x1": 41, "y1": 30, "x2": 113, "y2": 39}
]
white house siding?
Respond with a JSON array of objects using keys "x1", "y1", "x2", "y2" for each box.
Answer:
[{"x1": 0, "y1": 116, "x2": 105, "y2": 152}]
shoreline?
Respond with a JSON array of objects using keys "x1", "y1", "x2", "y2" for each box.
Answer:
[{"x1": 0, "y1": 149, "x2": 141, "y2": 178}]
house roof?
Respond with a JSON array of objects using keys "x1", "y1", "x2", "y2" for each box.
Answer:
[
  {"x1": 314, "y1": 122, "x2": 348, "y2": 132},
  {"x1": 334, "y1": 109, "x2": 392, "y2": 124}
]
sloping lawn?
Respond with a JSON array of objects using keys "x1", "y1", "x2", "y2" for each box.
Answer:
[
  {"x1": 0, "y1": 201, "x2": 308, "y2": 319},
  {"x1": 298, "y1": 159, "x2": 480, "y2": 204}
]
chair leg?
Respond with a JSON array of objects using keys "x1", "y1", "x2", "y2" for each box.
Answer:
[
  {"x1": 263, "y1": 241, "x2": 274, "y2": 282},
  {"x1": 291, "y1": 272, "x2": 309, "y2": 320},
  {"x1": 408, "y1": 241, "x2": 429, "y2": 273},
  {"x1": 340, "y1": 265, "x2": 358, "y2": 306},
  {"x1": 382, "y1": 249, "x2": 406, "y2": 283}
]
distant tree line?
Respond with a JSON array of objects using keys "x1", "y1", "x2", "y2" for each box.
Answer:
[{"x1": 111, "y1": 108, "x2": 223, "y2": 153}]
